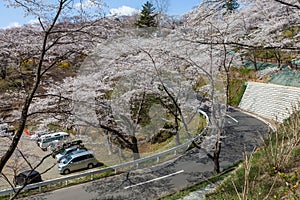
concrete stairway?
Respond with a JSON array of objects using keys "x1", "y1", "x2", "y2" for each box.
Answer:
[{"x1": 239, "y1": 82, "x2": 300, "y2": 123}]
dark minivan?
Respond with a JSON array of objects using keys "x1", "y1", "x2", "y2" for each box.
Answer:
[{"x1": 14, "y1": 170, "x2": 42, "y2": 186}]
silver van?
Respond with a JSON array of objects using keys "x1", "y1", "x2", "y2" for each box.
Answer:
[
  {"x1": 58, "y1": 151, "x2": 98, "y2": 174},
  {"x1": 56, "y1": 147, "x2": 87, "y2": 162}
]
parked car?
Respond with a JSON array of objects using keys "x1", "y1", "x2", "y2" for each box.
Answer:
[
  {"x1": 0, "y1": 123, "x2": 14, "y2": 137},
  {"x1": 51, "y1": 139, "x2": 83, "y2": 157},
  {"x1": 37, "y1": 132, "x2": 69, "y2": 151},
  {"x1": 55, "y1": 146, "x2": 87, "y2": 162},
  {"x1": 13, "y1": 170, "x2": 42, "y2": 186},
  {"x1": 59, "y1": 148, "x2": 89, "y2": 164},
  {"x1": 58, "y1": 150, "x2": 98, "y2": 174},
  {"x1": 29, "y1": 130, "x2": 51, "y2": 140}
]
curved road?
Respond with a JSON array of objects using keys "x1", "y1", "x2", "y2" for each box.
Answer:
[{"x1": 24, "y1": 108, "x2": 269, "y2": 200}]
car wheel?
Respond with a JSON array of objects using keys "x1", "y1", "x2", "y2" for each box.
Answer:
[
  {"x1": 63, "y1": 169, "x2": 70, "y2": 175},
  {"x1": 88, "y1": 163, "x2": 94, "y2": 169}
]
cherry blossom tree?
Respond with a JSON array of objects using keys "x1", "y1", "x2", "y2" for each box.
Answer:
[{"x1": 62, "y1": 36, "x2": 201, "y2": 160}]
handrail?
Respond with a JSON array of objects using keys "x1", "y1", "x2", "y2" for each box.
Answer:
[{"x1": 0, "y1": 110, "x2": 209, "y2": 197}]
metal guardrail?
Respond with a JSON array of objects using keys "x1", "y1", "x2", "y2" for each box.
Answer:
[{"x1": 0, "y1": 111, "x2": 209, "y2": 197}]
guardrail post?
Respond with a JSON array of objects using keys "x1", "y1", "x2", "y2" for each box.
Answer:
[
  {"x1": 174, "y1": 150, "x2": 177, "y2": 155},
  {"x1": 65, "y1": 180, "x2": 68, "y2": 186},
  {"x1": 39, "y1": 185, "x2": 42, "y2": 192},
  {"x1": 91, "y1": 174, "x2": 94, "y2": 180},
  {"x1": 136, "y1": 163, "x2": 139, "y2": 168},
  {"x1": 157, "y1": 156, "x2": 160, "y2": 163}
]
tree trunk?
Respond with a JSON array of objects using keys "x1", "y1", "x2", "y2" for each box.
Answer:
[
  {"x1": 106, "y1": 132, "x2": 113, "y2": 155},
  {"x1": 274, "y1": 50, "x2": 282, "y2": 69},
  {"x1": 175, "y1": 125, "x2": 180, "y2": 145},
  {"x1": 1, "y1": 65, "x2": 6, "y2": 79},
  {"x1": 225, "y1": 70, "x2": 230, "y2": 110},
  {"x1": 213, "y1": 136, "x2": 222, "y2": 173},
  {"x1": 175, "y1": 111, "x2": 180, "y2": 145},
  {"x1": 131, "y1": 136, "x2": 140, "y2": 160},
  {"x1": 253, "y1": 54, "x2": 258, "y2": 71}
]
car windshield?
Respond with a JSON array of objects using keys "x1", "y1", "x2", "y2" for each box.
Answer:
[
  {"x1": 62, "y1": 155, "x2": 72, "y2": 164},
  {"x1": 60, "y1": 147, "x2": 77, "y2": 156},
  {"x1": 60, "y1": 149, "x2": 67, "y2": 155}
]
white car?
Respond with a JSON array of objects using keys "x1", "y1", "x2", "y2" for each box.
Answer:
[
  {"x1": 56, "y1": 147, "x2": 87, "y2": 162},
  {"x1": 37, "y1": 132, "x2": 69, "y2": 151},
  {"x1": 30, "y1": 130, "x2": 51, "y2": 140}
]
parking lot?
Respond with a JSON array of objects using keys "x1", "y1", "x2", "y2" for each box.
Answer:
[{"x1": 0, "y1": 129, "x2": 133, "y2": 190}]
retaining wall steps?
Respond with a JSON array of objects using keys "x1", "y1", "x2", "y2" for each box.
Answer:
[{"x1": 239, "y1": 82, "x2": 300, "y2": 123}]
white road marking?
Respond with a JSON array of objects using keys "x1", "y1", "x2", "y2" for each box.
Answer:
[
  {"x1": 226, "y1": 114, "x2": 239, "y2": 123},
  {"x1": 124, "y1": 170, "x2": 184, "y2": 189}
]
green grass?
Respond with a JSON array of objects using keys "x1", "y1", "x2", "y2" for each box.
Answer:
[
  {"x1": 228, "y1": 66, "x2": 257, "y2": 106},
  {"x1": 228, "y1": 79, "x2": 247, "y2": 106},
  {"x1": 139, "y1": 114, "x2": 207, "y2": 157}
]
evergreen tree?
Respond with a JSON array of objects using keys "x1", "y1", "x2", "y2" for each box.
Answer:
[
  {"x1": 223, "y1": 0, "x2": 239, "y2": 13},
  {"x1": 135, "y1": 1, "x2": 157, "y2": 28}
]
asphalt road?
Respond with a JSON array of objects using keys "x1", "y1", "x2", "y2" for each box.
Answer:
[{"x1": 23, "y1": 108, "x2": 269, "y2": 200}]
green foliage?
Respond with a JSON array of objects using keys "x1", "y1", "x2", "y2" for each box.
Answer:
[
  {"x1": 192, "y1": 76, "x2": 207, "y2": 91},
  {"x1": 21, "y1": 59, "x2": 35, "y2": 72},
  {"x1": 228, "y1": 79, "x2": 246, "y2": 106},
  {"x1": 58, "y1": 61, "x2": 72, "y2": 69},
  {"x1": 281, "y1": 26, "x2": 299, "y2": 38},
  {"x1": 206, "y1": 150, "x2": 279, "y2": 199},
  {"x1": 47, "y1": 123, "x2": 61, "y2": 131},
  {"x1": 135, "y1": 1, "x2": 157, "y2": 28},
  {"x1": 228, "y1": 67, "x2": 256, "y2": 106},
  {"x1": 278, "y1": 170, "x2": 300, "y2": 199},
  {"x1": 0, "y1": 80, "x2": 12, "y2": 92},
  {"x1": 197, "y1": 115, "x2": 206, "y2": 133},
  {"x1": 223, "y1": 0, "x2": 239, "y2": 12},
  {"x1": 130, "y1": 92, "x2": 161, "y2": 126},
  {"x1": 150, "y1": 129, "x2": 175, "y2": 144},
  {"x1": 239, "y1": 67, "x2": 252, "y2": 76}
]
